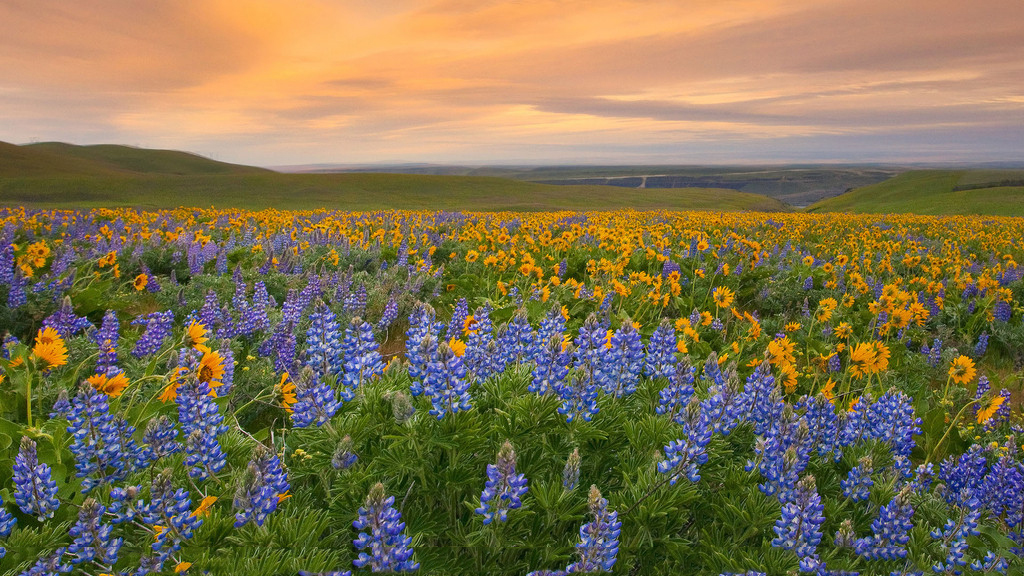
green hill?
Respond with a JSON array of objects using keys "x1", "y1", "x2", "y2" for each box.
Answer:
[
  {"x1": 0, "y1": 141, "x2": 118, "y2": 177},
  {"x1": 0, "y1": 171, "x2": 788, "y2": 212},
  {"x1": 806, "y1": 170, "x2": 1024, "y2": 216},
  {"x1": 0, "y1": 140, "x2": 790, "y2": 212},
  {"x1": 22, "y1": 142, "x2": 270, "y2": 176}
]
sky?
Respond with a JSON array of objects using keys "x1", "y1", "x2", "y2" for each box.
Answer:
[{"x1": 1, "y1": 0, "x2": 1023, "y2": 166}]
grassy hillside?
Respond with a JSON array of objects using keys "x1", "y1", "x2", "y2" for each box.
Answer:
[
  {"x1": 23, "y1": 142, "x2": 270, "y2": 175},
  {"x1": 806, "y1": 170, "x2": 1024, "y2": 216},
  {"x1": 0, "y1": 172, "x2": 788, "y2": 212},
  {"x1": 0, "y1": 141, "x2": 117, "y2": 177}
]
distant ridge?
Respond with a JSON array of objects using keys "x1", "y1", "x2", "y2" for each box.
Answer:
[
  {"x1": 0, "y1": 140, "x2": 789, "y2": 212},
  {"x1": 806, "y1": 170, "x2": 1024, "y2": 216},
  {"x1": 1, "y1": 141, "x2": 271, "y2": 177}
]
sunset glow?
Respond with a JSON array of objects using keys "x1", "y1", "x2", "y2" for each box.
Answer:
[{"x1": 2, "y1": 0, "x2": 1023, "y2": 165}]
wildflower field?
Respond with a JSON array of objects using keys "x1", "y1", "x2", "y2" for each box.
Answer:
[{"x1": 1, "y1": 206, "x2": 1024, "y2": 575}]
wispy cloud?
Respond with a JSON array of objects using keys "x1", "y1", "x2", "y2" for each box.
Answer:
[{"x1": 1, "y1": 0, "x2": 1022, "y2": 164}]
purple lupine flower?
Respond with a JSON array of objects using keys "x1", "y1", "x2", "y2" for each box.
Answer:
[
  {"x1": 177, "y1": 379, "x2": 228, "y2": 480},
  {"x1": 42, "y1": 296, "x2": 92, "y2": 339},
  {"x1": 994, "y1": 300, "x2": 1012, "y2": 322},
  {"x1": 465, "y1": 304, "x2": 498, "y2": 382},
  {"x1": 661, "y1": 259, "x2": 681, "y2": 279},
  {"x1": 558, "y1": 371, "x2": 599, "y2": 424},
  {"x1": 800, "y1": 395, "x2": 838, "y2": 460},
  {"x1": 658, "y1": 399, "x2": 713, "y2": 485},
  {"x1": 498, "y1": 310, "x2": 534, "y2": 366},
  {"x1": 476, "y1": 441, "x2": 528, "y2": 524},
  {"x1": 743, "y1": 362, "x2": 782, "y2": 436},
  {"x1": 140, "y1": 470, "x2": 203, "y2": 555},
  {"x1": 13, "y1": 437, "x2": 60, "y2": 521},
  {"x1": 970, "y1": 551, "x2": 1009, "y2": 573},
  {"x1": 353, "y1": 482, "x2": 419, "y2": 572},
  {"x1": 92, "y1": 309, "x2": 120, "y2": 374},
  {"x1": 291, "y1": 371, "x2": 341, "y2": 428},
  {"x1": 700, "y1": 354, "x2": 747, "y2": 436},
  {"x1": 567, "y1": 486, "x2": 621, "y2": 573},
  {"x1": 378, "y1": 296, "x2": 399, "y2": 331},
  {"x1": 925, "y1": 338, "x2": 942, "y2": 368},
  {"x1": 306, "y1": 304, "x2": 344, "y2": 383},
  {"x1": 446, "y1": 297, "x2": 468, "y2": 340},
  {"x1": 841, "y1": 456, "x2": 874, "y2": 502},
  {"x1": 242, "y1": 280, "x2": 273, "y2": 334},
  {"x1": 20, "y1": 547, "x2": 70, "y2": 575},
  {"x1": 530, "y1": 335, "x2": 571, "y2": 396},
  {"x1": 865, "y1": 391, "x2": 921, "y2": 458},
  {"x1": 854, "y1": 487, "x2": 914, "y2": 560},
  {"x1": 600, "y1": 319, "x2": 644, "y2": 398},
  {"x1": 131, "y1": 310, "x2": 174, "y2": 358},
  {"x1": 979, "y1": 445, "x2": 1024, "y2": 523},
  {"x1": 198, "y1": 290, "x2": 223, "y2": 335},
  {"x1": 67, "y1": 497, "x2": 122, "y2": 566},
  {"x1": 344, "y1": 283, "x2": 367, "y2": 316},
  {"x1": 342, "y1": 317, "x2": 385, "y2": 399},
  {"x1": 0, "y1": 242, "x2": 13, "y2": 286},
  {"x1": 938, "y1": 444, "x2": 988, "y2": 507},
  {"x1": 534, "y1": 306, "x2": 566, "y2": 361},
  {"x1": 644, "y1": 319, "x2": 678, "y2": 379},
  {"x1": 234, "y1": 447, "x2": 290, "y2": 528},
  {"x1": 64, "y1": 384, "x2": 138, "y2": 492},
  {"x1": 974, "y1": 332, "x2": 989, "y2": 358},
  {"x1": 405, "y1": 304, "x2": 440, "y2": 395},
  {"x1": 6, "y1": 271, "x2": 27, "y2": 307},
  {"x1": 136, "y1": 415, "x2": 181, "y2": 469},
  {"x1": 572, "y1": 315, "x2": 608, "y2": 390},
  {"x1": 424, "y1": 342, "x2": 472, "y2": 419},
  {"x1": 771, "y1": 475, "x2": 824, "y2": 569},
  {"x1": 755, "y1": 414, "x2": 812, "y2": 503},
  {"x1": 332, "y1": 435, "x2": 358, "y2": 470},
  {"x1": 0, "y1": 490, "x2": 17, "y2": 558},
  {"x1": 656, "y1": 361, "x2": 696, "y2": 425}
]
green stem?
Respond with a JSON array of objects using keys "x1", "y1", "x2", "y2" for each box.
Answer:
[
  {"x1": 927, "y1": 398, "x2": 981, "y2": 464},
  {"x1": 26, "y1": 372, "x2": 33, "y2": 428}
]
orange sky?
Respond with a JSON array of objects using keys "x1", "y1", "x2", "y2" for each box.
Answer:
[{"x1": 2, "y1": 0, "x2": 1023, "y2": 165}]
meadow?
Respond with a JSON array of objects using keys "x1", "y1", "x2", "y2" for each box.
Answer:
[
  {"x1": 1, "y1": 206, "x2": 1023, "y2": 575},
  {"x1": 806, "y1": 171, "x2": 1024, "y2": 216}
]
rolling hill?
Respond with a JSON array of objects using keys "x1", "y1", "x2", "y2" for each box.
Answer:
[
  {"x1": 0, "y1": 141, "x2": 788, "y2": 212},
  {"x1": 806, "y1": 170, "x2": 1024, "y2": 216},
  {"x1": 21, "y1": 142, "x2": 270, "y2": 176}
]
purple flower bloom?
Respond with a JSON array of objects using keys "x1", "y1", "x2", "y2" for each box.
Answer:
[
  {"x1": 234, "y1": 447, "x2": 290, "y2": 528},
  {"x1": 353, "y1": 483, "x2": 418, "y2": 572},
  {"x1": 645, "y1": 320, "x2": 679, "y2": 380},
  {"x1": 131, "y1": 310, "x2": 174, "y2": 358},
  {"x1": 291, "y1": 371, "x2": 341, "y2": 428},
  {"x1": 92, "y1": 309, "x2": 120, "y2": 374},
  {"x1": 854, "y1": 487, "x2": 914, "y2": 560},
  {"x1": 475, "y1": 441, "x2": 528, "y2": 524},
  {"x1": 771, "y1": 475, "x2": 824, "y2": 566},
  {"x1": 14, "y1": 437, "x2": 60, "y2": 521},
  {"x1": 306, "y1": 304, "x2": 344, "y2": 382},
  {"x1": 342, "y1": 317, "x2": 385, "y2": 398},
  {"x1": 67, "y1": 497, "x2": 122, "y2": 566},
  {"x1": 424, "y1": 342, "x2": 472, "y2": 419},
  {"x1": 567, "y1": 486, "x2": 621, "y2": 573}
]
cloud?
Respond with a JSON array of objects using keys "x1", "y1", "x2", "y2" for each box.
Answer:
[{"x1": 0, "y1": 0, "x2": 1022, "y2": 164}]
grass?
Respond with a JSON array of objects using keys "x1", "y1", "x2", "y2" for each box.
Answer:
[
  {"x1": 806, "y1": 170, "x2": 1024, "y2": 216},
  {"x1": 0, "y1": 140, "x2": 789, "y2": 212},
  {"x1": 23, "y1": 142, "x2": 269, "y2": 176},
  {"x1": 0, "y1": 172, "x2": 790, "y2": 212}
]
